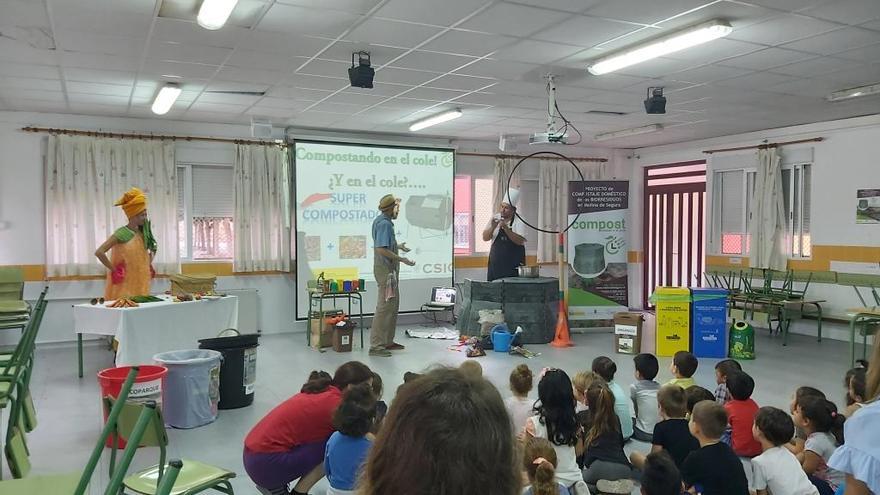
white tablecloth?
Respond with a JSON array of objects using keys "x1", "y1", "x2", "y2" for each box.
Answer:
[{"x1": 73, "y1": 296, "x2": 238, "y2": 366}]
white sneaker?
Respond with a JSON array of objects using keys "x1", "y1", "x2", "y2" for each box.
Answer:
[{"x1": 596, "y1": 479, "x2": 634, "y2": 494}]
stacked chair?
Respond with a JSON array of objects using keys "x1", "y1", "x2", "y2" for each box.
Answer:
[{"x1": 0, "y1": 268, "x2": 30, "y2": 334}]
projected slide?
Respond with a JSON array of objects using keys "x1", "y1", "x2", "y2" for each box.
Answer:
[{"x1": 294, "y1": 141, "x2": 454, "y2": 319}]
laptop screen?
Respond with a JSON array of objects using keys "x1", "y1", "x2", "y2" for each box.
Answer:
[{"x1": 431, "y1": 287, "x2": 456, "y2": 304}]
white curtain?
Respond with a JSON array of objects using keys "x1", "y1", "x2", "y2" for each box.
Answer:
[
  {"x1": 749, "y1": 147, "x2": 787, "y2": 270},
  {"x1": 45, "y1": 135, "x2": 178, "y2": 277},
  {"x1": 233, "y1": 144, "x2": 291, "y2": 272},
  {"x1": 537, "y1": 159, "x2": 604, "y2": 262},
  {"x1": 492, "y1": 157, "x2": 519, "y2": 208}
]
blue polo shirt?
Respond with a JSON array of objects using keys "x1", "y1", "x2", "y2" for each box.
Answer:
[
  {"x1": 324, "y1": 431, "x2": 372, "y2": 490},
  {"x1": 372, "y1": 213, "x2": 396, "y2": 267}
]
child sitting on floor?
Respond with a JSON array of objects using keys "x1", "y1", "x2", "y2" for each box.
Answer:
[
  {"x1": 713, "y1": 359, "x2": 742, "y2": 404},
  {"x1": 459, "y1": 360, "x2": 483, "y2": 379},
  {"x1": 523, "y1": 436, "x2": 570, "y2": 495},
  {"x1": 592, "y1": 356, "x2": 634, "y2": 441},
  {"x1": 582, "y1": 382, "x2": 637, "y2": 493},
  {"x1": 325, "y1": 383, "x2": 377, "y2": 495},
  {"x1": 786, "y1": 386, "x2": 826, "y2": 456},
  {"x1": 681, "y1": 401, "x2": 749, "y2": 495},
  {"x1": 640, "y1": 451, "x2": 682, "y2": 495},
  {"x1": 792, "y1": 395, "x2": 846, "y2": 495},
  {"x1": 685, "y1": 386, "x2": 715, "y2": 418},
  {"x1": 724, "y1": 370, "x2": 761, "y2": 457},
  {"x1": 751, "y1": 406, "x2": 819, "y2": 495},
  {"x1": 525, "y1": 368, "x2": 585, "y2": 490},
  {"x1": 505, "y1": 364, "x2": 534, "y2": 436},
  {"x1": 631, "y1": 384, "x2": 699, "y2": 471},
  {"x1": 370, "y1": 372, "x2": 387, "y2": 434},
  {"x1": 573, "y1": 371, "x2": 603, "y2": 414},
  {"x1": 843, "y1": 360, "x2": 868, "y2": 417},
  {"x1": 630, "y1": 353, "x2": 661, "y2": 442},
  {"x1": 666, "y1": 351, "x2": 698, "y2": 389}
]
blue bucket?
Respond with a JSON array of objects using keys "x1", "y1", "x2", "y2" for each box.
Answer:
[{"x1": 492, "y1": 326, "x2": 513, "y2": 353}]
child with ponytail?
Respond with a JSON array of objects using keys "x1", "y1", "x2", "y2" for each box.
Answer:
[
  {"x1": 582, "y1": 382, "x2": 637, "y2": 492},
  {"x1": 792, "y1": 395, "x2": 846, "y2": 495},
  {"x1": 523, "y1": 437, "x2": 569, "y2": 495}
]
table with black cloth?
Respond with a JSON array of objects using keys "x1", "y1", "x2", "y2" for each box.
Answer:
[{"x1": 456, "y1": 277, "x2": 559, "y2": 344}]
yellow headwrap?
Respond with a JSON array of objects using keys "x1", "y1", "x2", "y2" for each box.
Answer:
[{"x1": 115, "y1": 187, "x2": 147, "y2": 218}]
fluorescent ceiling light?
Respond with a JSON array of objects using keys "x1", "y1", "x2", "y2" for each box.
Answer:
[
  {"x1": 826, "y1": 82, "x2": 880, "y2": 102},
  {"x1": 595, "y1": 124, "x2": 663, "y2": 142},
  {"x1": 409, "y1": 109, "x2": 462, "y2": 132},
  {"x1": 197, "y1": 0, "x2": 239, "y2": 30},
  {"x1": 588, "y1": 19, "x2": 732, "y2": 75},
  {"x1": 151, "y1": 83, "x2": 182, "y2": 115}
]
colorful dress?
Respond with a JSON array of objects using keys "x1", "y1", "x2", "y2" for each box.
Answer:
[{"x1": 104, "y1": 223, "x2": 155, "y2": 300}]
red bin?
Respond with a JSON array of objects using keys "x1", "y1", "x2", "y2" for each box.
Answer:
[{"x1": 97, "y1": 365, "x2": 167, "y2": 447}]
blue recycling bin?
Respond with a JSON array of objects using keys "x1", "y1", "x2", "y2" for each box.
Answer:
[{"x1": 690, "y1": 288, "x2": 729, "y2": 358}]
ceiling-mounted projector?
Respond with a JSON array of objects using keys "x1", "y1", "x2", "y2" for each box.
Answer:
[{"x1": 529, "y1": 132, "x2": 568, "y2": 145}]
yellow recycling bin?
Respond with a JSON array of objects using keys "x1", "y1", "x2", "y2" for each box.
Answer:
[{"x1": 653, "y1": 287, "x2": 691, "y2": 357}]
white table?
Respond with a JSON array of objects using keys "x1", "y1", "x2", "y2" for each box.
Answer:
[{"x1": 73, "y1": 295, "x2": 238, "y2": 376}]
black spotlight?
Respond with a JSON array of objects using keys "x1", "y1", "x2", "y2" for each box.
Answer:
[
  {"x1": 644, "y1": 87, "x2": 667, "y2": 114},
  {"x1": 348, "y1": 51, "x2": 374, "y2": 89}
]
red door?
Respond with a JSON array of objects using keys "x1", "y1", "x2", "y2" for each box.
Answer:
[{"x1": 643, "y1": 161, "x2": 707, "y2": 307}]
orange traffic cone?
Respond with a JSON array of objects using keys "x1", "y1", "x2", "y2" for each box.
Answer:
[{"x1": 550, "y1": 299, "x2": 573, "y2": 347}]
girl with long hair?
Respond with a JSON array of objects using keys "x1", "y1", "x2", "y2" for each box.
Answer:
[{"x1": 582, "y1": 382, "x2": 637, "y2": 491}]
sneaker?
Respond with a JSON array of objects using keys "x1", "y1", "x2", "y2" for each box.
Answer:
[
  {"x1": 386, "y1": 342, "x2": 405, "y2": 350},
  {"x1": 596, "y1": 479, "x2": 634, "y2": 495},
  {"x1": 369, "y1": 348, "x2": 392, "y2": 357}
]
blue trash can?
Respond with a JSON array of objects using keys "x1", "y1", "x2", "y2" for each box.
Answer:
[{"x1": 690, "y1": 288, "x2": 729, "y2": 358}]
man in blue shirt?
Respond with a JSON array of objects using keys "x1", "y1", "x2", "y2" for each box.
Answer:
[{"x1": 370, "y1": 194, "x2": 415, "y2": 357}]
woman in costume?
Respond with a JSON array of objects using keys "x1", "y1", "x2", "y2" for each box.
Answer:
[{"x1": 95, "y1": 187, "x2": 157, "y2": 300}]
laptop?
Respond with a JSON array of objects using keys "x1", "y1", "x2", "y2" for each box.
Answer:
[{"x1": 427, "y1": 287, "x2": 456, "y2": 308}]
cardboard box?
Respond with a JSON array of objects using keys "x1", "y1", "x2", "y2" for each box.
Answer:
[
  {"x1": 614, "y1": 312, "x2": 643, "y2": 354},
  {"x1": 333, "y1": 326, "x2": 354, "y2": 352},
  {"x1": 310, "y1": 310, "x2": 343, "y2": 349}
]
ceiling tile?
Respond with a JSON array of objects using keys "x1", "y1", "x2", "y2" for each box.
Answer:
[
  {"x1": 241, "y1": 32, "x2": 332, "y2": 56},
  {"x1": 283, "y1": 73, "x2": 348, "y2": 89},
  {"x1": 728, "y1": 15, "x2": 840, "y2": 46},
  {"x1": 562, "y1": 72, "x2": 651, "y2": 91},
  {"x1": 762, "y1": 77, "x2": 842, "y2": 98},
  {"x1": 716, "y1": 47, "x2": 815, "y2": 71},
  {"x1": 458, "y1": 3, "x2": 569, "y2": 37},
  {"x1": 0, "y1": 89, "x2": 66, "y2": 103},
  {"x1": 344, "y1": 82, "x2": 412, "y2": 96},
  {"x1": 0, "y1": 38, "x2": 58, "y2": 66},
  {"x1": 503, "y1": 0, "x2": 604, "y2": 14},
  {"x1": 51, "y1": 6, "x2": 152, "y2": 37},
  {"x1": 802, "y1": 0, "x2": 880, "y2": 25},
  {"x1": 661, "y1": 38, "x2": 765, "y2": 64},
  {"x1": 257, "y1": 3, "x2": 361, "y2": 36},
  {"x1": 66, "y1": 93, "x2": 130, "y2": 105},
  {"x1": 815, "y1": 65, "x2": 880, "y2": 87},
  {"x1": 322, "y1": 91, "x2": 391, "y2": 106},
  {"x1": 217, "y1": 66, "x2": 287, "y2": 85},
  {"x1": 613, "y1": 57, "x2": 698, "y2": 79},
  {"x1": 0, "y1": 76, "x2": 62, "y2": 91},
  {"x1": 833, "y1": 42, "x2": 880, "y2": 62},
  {"x1": 373, "y1": 0, "x2": 491, "y2": 26},
  {"x1": 297, "y1": 59, "x2": 353, "y2": 78},
  {"x1": 452, "y1": 59, "x2": 543, "y2": 80},
  {"x1": 196, "y1": 92, "x2": 263, "y2": 106},
  {"x1": 188, "y1": 101, "x2": 251, "y2": 114},
  {"x1": 318, "y1": 41, "x2": 408, "y2": 65},
  {"x1": 390, "y1": 51, "x2": 480, "y2": 72},
  {"x1": 246, "y1": 106, "x2": 298, "y2": 119},
  {"x1": 655, "y1": 1, "x2": 778, "y2": 32},
  {"x1": 148, "y1": 41, "x2": 233, "y2": 66},
  {"x1": 492, "y1": 40, "x2": 584, "y2": 65},
  {"x1": 225, "y1": 50, "x2": 305, "y2": 72},
  {"x1": 66, "y1": 81, "x2": 133, "y2": 96},
  {"x1": 54, "y1": 31, "x2": 146, "y2": 57},
  {"x1": 252, "y1": 97, "x2": 316, "y2": 110},
  {"x1": 374, "y1": 67, "x2": 441, "y2": 85},
  {"x1": 713, "y1": 71, "x2": 800, "y2": 89},
  {"x1": 420, "y1": 30, "x2": 517, "y2": 57},
  {"x1": 585, "y1": 0, "x2": 711, "y2": 25},
  {"x1": 68, "y1": 103, "x2": 128, "y2": 115},
  {"x1": 64, "y1": 68, "x2": 136, "y2": 86},
  {"x1": 781, "y1": 27, "x2": 880, "y2": 55},
  {"x1": 345, "y1": 18, "x2": 444, "y2": 47},
  {"x1": 669, "y1": 64, "x2": 754, "y2": 84},
  {"x1": 400, "y1": 87, "x2": 469, "y2": 101},
  {"x1": 768, "y1": 56, "x2": 861, "y2": 77},
  {"x1": 58, "y1": 52, "x2": 138, "y2": 71},
  {"x1": 2, "y1": 98, "x2": 65, "y2": 112},
  {"x1": 738, "y1": 0, "x2": 827, "y2": 11},
  {"x1": 531, "y1": 15, "x2": 640, "y2": 47},
  {"x1": 151, "y1": 18, "x2": 249, "y2": 48},
  {"x1": 861, "y1": 19, "x2": 880, "y2": 31},
  {"x1": 143, "y1": 59, "x2": 221, "y2": 79},
  {"x1": 276, "y1": 0, "x2": 383, "y2": 16},
  {"x1": 427, "y1": 74, "x2": 496, "y2": 91},
  {"x1": 267, "y1": 85, "x2": 337, "y2": 99},
  {"x1": 0, "y1": 63, "x2": 59, "y2": 79}
]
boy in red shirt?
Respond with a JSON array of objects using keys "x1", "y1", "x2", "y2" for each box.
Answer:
[{"x1": 724, "y1": 370, "x2": 762, "y2": 457}]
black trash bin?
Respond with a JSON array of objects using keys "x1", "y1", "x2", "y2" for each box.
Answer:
[{"x1": 198, "y1": 329, "x2": 259, "y2": 409}]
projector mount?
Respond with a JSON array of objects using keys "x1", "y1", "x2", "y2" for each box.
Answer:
[{"x1": 500, "y1": 74, "x2": 582, "y2": 150}]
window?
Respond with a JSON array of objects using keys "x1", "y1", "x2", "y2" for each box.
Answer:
[
  {"x1": 177, "y1": 164, "x2": 235, "y2": 260},
  {"x1": 711, "y1": 164, "x2": 811, "y2": 258},
  {"x1": 453, "y1": 175, "x2": 494, "y2": 255}
]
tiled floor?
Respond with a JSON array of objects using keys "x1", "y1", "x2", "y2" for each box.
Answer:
[{"x1": 22, "y1": 320, "x2": 854, "y2": 494}]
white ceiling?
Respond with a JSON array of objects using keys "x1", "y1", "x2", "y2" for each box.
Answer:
[{"x1": 1, "y1": 0, "x2": 880, "y2": 148}]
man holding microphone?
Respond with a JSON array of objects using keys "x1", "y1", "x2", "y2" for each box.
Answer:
[
  {"x1": 482, "y1": 188, "x2": 526, "y2": 281},
  {"x1": 370, "y1": 194, "x2": 415, "y2": 357}
]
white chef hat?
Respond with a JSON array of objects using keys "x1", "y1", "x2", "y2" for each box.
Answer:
[{"x1": 502, "y1": 187, "x2": 520, "y2": 208}]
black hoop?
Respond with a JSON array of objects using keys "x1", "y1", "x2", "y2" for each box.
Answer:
[{"x1": 506, "y1": 151, "x2": 586, "y2": 234}]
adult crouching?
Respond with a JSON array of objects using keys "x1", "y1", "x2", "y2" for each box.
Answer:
[{"x1": 243, "y1": 361, "x2": 373, "y2": 495}]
